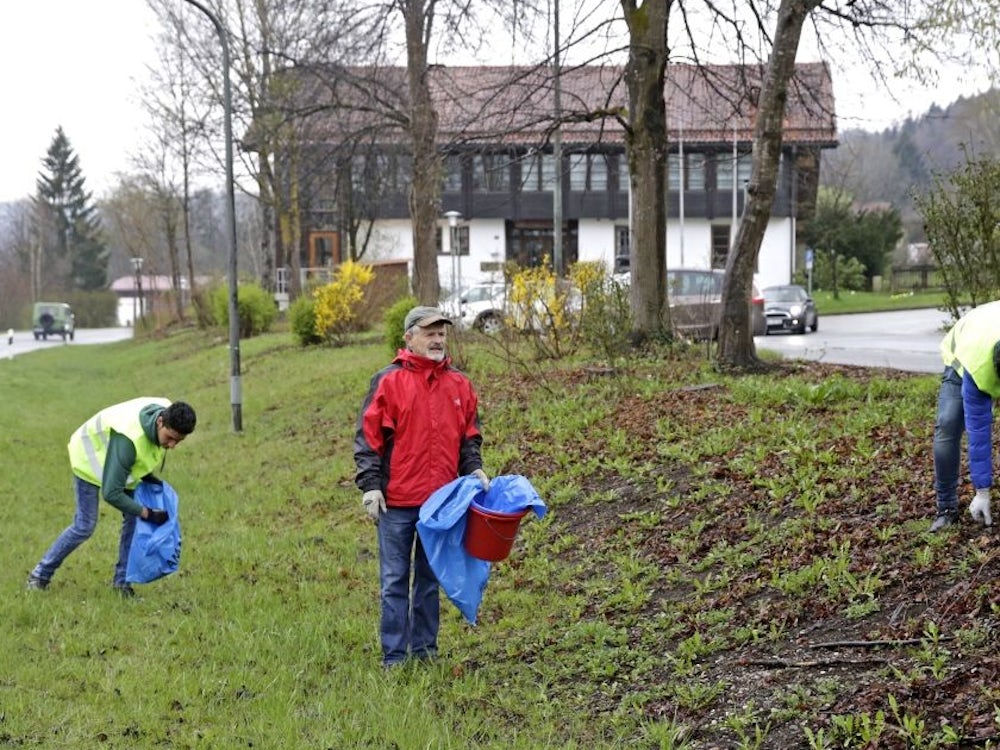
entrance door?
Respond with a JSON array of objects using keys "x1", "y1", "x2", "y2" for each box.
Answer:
[{"x1": 506, "y1": 221, "x2": 578, "y2": 269}]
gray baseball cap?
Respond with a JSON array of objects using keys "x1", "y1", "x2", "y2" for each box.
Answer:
[{"x1": 404, "y1": 306, "x2": 453, "y2": 332}]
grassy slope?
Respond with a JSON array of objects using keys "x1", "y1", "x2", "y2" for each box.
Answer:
[{"x1": 2, "y1": 326, "x2": 997, "y2": 748}]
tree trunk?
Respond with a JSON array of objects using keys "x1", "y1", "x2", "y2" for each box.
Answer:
[
  {"x1": 717, "y1": 0, "x2": 821, "y2": 371},
  {"x1": 621, "y1": 0, "x2": 671, "y2": 341},
  {"x1": 404, "y1": 0, "x2": 443, "y2": 305},
  {"x1": 162, "y1": 193, "x2": 184, "y2": 320}
]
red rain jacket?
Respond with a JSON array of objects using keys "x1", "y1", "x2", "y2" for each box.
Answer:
[{"x1": 354, "y1": 349, "x2": 484, "y2": 507}]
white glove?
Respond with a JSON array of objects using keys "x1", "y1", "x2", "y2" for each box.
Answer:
[
  {"x1": 970, "y1": 488, "x2": 993, "y2": 527},
  {"x1": 471, "y1": 469, "x2": 491, "y2": 492},
  {"x1": 362, "y1": 490, "x2": 386, "y2": 522}
]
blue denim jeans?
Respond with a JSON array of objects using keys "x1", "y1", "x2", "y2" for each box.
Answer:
[
  {"x1": 933, "y1": 366, "x2": 964, "y2": 513},
  {"x1": 377, "y1": 506, "x2": 439, "y2": 665},
  {"x1": 32, "y1": 476, "x2": 137, "y2": 586}
]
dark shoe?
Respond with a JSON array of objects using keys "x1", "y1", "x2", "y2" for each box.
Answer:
[
  {"x1": 930, "y1": 510, "x2": 958, "y2": 533},
  {"x1": 113, "y1": 584, "x2": 138, "y2": 599},
  {"x1": 26, "y1": 574, "x2": 49, "y2": 591}
]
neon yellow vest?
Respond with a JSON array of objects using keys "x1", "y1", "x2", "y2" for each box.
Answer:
[
  {"x1": 67, "y1": 397, "x2": 171, "y2": 487},
  {"x1": 939, "y1": 302, "x2": 1000, "y2": 397}
]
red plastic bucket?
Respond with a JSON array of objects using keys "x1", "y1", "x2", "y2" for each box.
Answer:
[{"x1": 464, "y1": 502, "x2": 528, "y2": 561}]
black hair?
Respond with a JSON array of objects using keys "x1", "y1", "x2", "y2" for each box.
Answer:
[
  {"x1": 994, "y1": 341, "x2": 1000, "y2": 380},
  {"x1": 162, "y1": 401, "x2": 197, "y2": 435}
]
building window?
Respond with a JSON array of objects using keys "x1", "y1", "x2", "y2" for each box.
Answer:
[
  {"x1": 350, "y1": 154, "x2": 366, "y2": 191},
  {"x1": 716, "y1": 152, "x2": 752, "y2": 191},
  {"x1": 568, "y1": 153, "x2": 609, "y2": 191},
  {"x1": 471, "y1": 153, "x2": 511, "y2": 192},
  {"x1": 350, "y1": 152, "x2": 413, "y2": 193},
  {"x1": 618, "y1": 153, "x2": 629, "y2": 190},
  {"x1": 614, "y1": 226, "x2": 630, "y2": 272},
  {"x1": 307, "y1": 232, "x2": 340, "y2": 268},
  {"x1": 442, "y1": 155, "x2": 463, "y2": 192},
  {"x1": 668, "y1": 153, "x2": 705, "y2": 191},
  {"x1": 521, "y1": 152, "x2": 557, "y2": 190},
  {"x1": 437, "y1": 225, "x2": 469, "y2": 256},
  {"x1": 506, "y1": 220, "x2": 579, "y2": 268},
  {"x1": 710, "y1": 225, "x2": 730, "y2": 268}
]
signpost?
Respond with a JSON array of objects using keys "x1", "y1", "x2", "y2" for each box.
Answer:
[{"x1": 805, "y1": 247, "x2": 814, "y2": 294}]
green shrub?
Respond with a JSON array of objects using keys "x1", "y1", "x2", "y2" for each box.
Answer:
[
  {"x1": 289, "y1": 294, "x2": 322, "y2": 346},
  {"x1": 805, "y1": 251, "x2": 867, "y2": 292},
  {"x1": 211, "y1": 282, "x2": 278, "y2": 338},
  {"x1": 64, "y1": 290, "x2": 119, "y2": 327},
  {"x1": 313, "y1": 261, "x2": 376, "y2": 346},
  {"x1": 384, "y1": 295, "x2": 419, "y2": 356},
  {"x1": 191, "y1": 285, "x2": 217, "y2": 329},
  {"x1": 571, "y1": 262, "x2": 634, "y2": 365}
]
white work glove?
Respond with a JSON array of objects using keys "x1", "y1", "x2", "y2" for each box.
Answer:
[
  {"x1": 471, "y1": 469, "x2": 491, "y2": 492},
  {"x1": 970, "y1": 488, "x2": 993, "y2": 527},
  {"x1": 362, "y1": 490, "x2": 386, "y2": 522}
]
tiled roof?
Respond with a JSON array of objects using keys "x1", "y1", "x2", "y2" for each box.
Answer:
[
  {"x1": 110, "y1": 275, "x2": 212, "y2": 293},
  {"x1": 286, "y1": 62, "x2": 836, "y2": 150}
]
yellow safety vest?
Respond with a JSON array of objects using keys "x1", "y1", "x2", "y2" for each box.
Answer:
[
  {"x1": 939, "y1": 302, "x2": 1000, "y2": 398},
  {"x1": 67, "y1": 397, "x2": 171, "y2": 487}
]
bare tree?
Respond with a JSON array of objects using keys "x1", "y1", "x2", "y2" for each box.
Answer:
[
  {"x1": 717, "y1": 0, "x2": 821, "y2": 370},
  {"x1": 145, "y1": 0, "x2": 366, "y2": 299},
  {"x1": 137, "y1": 20, "x2": 214, "y2": 318},
  {"x1": 365, "y1": 0, "x2": 542, "y2": 304},
  {"x1": 597, "y1": 0, "x2": 1000, "y2": 368},
  {"x1": 0, "y1": 202, "x2": 35, "y2": 326},
  {"x1": 620, "y1": 0, "x2": 670, "y2": 340}
]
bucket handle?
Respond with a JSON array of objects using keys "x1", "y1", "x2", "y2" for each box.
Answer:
[{"x1": 481, "y1": 513, "x2": 522, "y2": 542}]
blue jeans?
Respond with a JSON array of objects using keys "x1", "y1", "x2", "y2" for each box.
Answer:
[
  {"x1": 933, "y1": 367, "x2": 964, "y2": 513},
  {"x1": 32, "y1": 476, "x2": 137, "y2": 586},
  {"x1": 377, "y1": 506, "x2": 439, "y2": 665}
]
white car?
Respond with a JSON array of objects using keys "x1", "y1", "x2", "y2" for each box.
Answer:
[{"x1": 443, "y1": 283, "x2": 507, "y2": 333}]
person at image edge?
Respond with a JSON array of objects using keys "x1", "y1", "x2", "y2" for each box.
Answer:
[{"x1": 930, "y1": 300, "x2": 1000, "y2": 532}]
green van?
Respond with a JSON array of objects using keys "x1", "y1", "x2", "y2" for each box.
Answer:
[{"x1": 32, "y1": 302, "x2": 75, "y2": 341}]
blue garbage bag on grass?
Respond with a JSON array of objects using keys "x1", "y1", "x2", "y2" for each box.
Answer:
[
  {"x1": 417, "y1": 474, "x2": 547, "y2": 625},
  {"x1": 125, "y1": 480, "x2": 181, "y2": 584}
]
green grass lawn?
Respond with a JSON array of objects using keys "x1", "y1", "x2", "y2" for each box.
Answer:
[
  {"x1": 2, "y1": 324, "x2": 994, "y2": 748},
  {"x1": 810, "y1": 288, "x2": 950, "y2": 315}
]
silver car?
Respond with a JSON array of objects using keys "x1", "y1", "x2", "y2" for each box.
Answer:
[
  {"x1": 762, "y1": 284, "x2": 818, "y2": 335},
  {"x1": 666, "y1": 269, "x2": 767, "y2": 339},
  {"x1": 443, "y1": 283, "x2": 507, "y2": 333}
]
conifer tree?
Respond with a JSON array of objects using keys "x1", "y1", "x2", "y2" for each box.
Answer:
[{"x1": 34, "y1": 126, "x2": 108, "y2": 291}]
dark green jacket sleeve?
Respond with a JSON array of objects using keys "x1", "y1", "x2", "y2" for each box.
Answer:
[{"x1": 101, "y1": 433, "x2": 143, "y2": 516}]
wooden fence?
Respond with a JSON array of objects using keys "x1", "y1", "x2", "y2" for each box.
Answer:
[{"x1": 890, "y1": 264, "x2": 943, "y2": 293}]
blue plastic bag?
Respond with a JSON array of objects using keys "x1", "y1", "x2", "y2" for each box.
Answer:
[
  {"x1": 125, "y1": 480, "x2": 181, "y2": 584},
  {"x1": 417, "y1": 474, "x2": 547, "y2": 625}
]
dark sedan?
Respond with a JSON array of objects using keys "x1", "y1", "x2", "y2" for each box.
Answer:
[{"x1": 763, "y1": 285, "x2": 818, "y2": 334}]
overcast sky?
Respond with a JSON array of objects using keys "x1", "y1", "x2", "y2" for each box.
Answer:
[{"x1": 0, "y1": 0, "x2": 993, "y2": 205}]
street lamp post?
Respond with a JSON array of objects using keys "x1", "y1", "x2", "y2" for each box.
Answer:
[
  {"x1": 445, "y1": 210, "x2": 461, "y2": 295},
  {"x1": 181, "y1": 0, "x2": 243, "y2": 432},
  {"x1": 130, "y1": 257, "x2": 144, "y2": 325}
]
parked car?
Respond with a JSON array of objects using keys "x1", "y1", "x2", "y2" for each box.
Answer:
[
  {"x1": 662, "y1": 268, "x2": 766, "y2": 340},
  {"x1": 762, "y1": 284, "x2": 818, "y2": 334},
  {"x1": 32, "y1": 302, "x2": 75, "y2": 341},
  {"x1": 442, "y1": 282, "x2": 507, "y2": 333}
]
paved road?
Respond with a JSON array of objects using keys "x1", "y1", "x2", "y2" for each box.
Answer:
[
  {"x1": 2, "y1": 327, "x2": 135, "y2": 360},
  {"x1": 755, "y1": 307, "x2": 950, "y2": 374}
]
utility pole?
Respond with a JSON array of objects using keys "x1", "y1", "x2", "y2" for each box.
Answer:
[{"x1": 181, "y1": 0, "x2": 243, "y2": 432}]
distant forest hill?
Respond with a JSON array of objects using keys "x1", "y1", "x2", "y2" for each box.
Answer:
[{"x1": 821, "y1": 88, "x2": 1000, "y2": 243}]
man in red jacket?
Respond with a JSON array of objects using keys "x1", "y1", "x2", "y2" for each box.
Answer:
[{"x1": 354, "y1": 306, "x2": 489, "y2": 667}]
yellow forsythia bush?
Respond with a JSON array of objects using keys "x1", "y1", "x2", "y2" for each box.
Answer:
[
  {"x1": 507, "y1": 260, "x2": 570, "y2": 332},
  {"x1": 313, "y1": 260, "x2": 375, "y2": 345}
]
